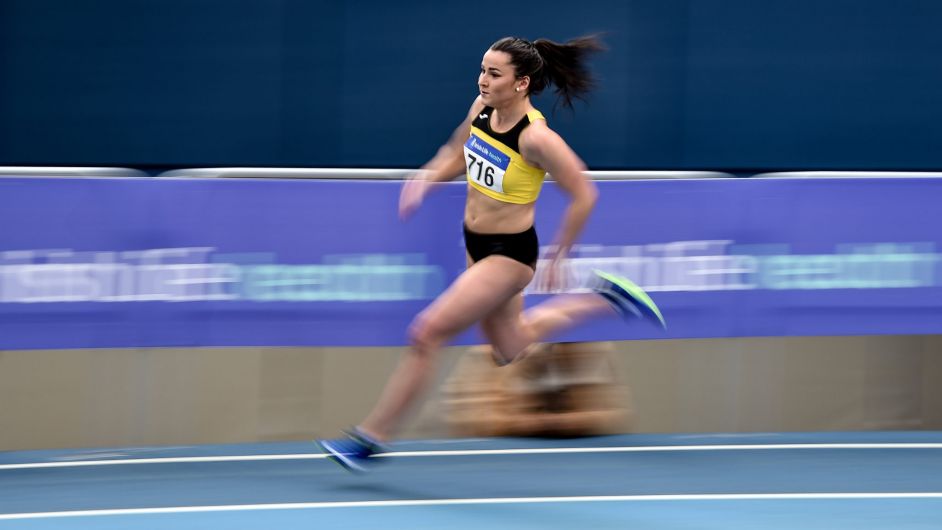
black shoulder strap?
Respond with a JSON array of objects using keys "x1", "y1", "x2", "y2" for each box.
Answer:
[{"x1": 472, "y1": 106, "x2": 494, "y2": 131}]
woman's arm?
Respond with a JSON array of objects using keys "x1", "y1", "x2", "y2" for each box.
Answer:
[
  {"x1": 521, "y1": 123, "x2": 599, "y2": 262},
  {"x1": 422, "y1": 97, "x2": 485, "y2": 181},
  {"x1": 399, "y1": 97, "x2": 485, "y2": 219}
]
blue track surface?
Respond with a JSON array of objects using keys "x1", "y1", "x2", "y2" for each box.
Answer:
[{"x1": 2, "y1": 432, "x2": 941, "y2": 529}]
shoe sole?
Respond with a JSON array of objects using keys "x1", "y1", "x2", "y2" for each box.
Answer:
[
  {"x1": 593, "y1": 270, "x2": 666, "y2": 328},
  {"x1": 314, "y1": 439, "x2": 367, "y2": 474}
]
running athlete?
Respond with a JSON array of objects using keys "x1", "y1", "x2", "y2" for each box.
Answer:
[{"x1": 318, "y1": 35, "x2": 664, "y2": 472}]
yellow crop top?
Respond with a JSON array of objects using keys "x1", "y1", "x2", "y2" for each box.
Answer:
[{"x1": 463, "y1": 107, "x2": 546, "y2": 204}]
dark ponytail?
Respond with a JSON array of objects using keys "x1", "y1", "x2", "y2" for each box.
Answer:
[{"x1": 490, "y1": 34, "x2": 605, "y2": 111}]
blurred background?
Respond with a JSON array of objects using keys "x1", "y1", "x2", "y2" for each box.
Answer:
[
  {"x1": 1, "y1": 0, "x2": 941, "y2": 451},
  {"x1": 3, "y1": 0, "x2": 941, "y2": 171}
]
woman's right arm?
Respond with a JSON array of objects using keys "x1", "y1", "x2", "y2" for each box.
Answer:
[{"x1": 399, "y1": 97, "x2": 485, "y2": 219}]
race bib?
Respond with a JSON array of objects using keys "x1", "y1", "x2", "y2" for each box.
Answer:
[{"x1": 464, "y1": 134, "x2": 509, "y2": 194}]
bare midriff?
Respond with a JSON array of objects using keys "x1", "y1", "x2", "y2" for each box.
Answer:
[{"x1": 463, "y1": 186, "x2": 536, "y2": 234}]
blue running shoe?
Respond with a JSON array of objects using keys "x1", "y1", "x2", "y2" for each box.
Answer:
[
  {"x1": 315, "y1": 428, "x2": 385, "y2": 473},
  {"x1": 591, "y1": 270, "x2": 666, "y2": 329}
]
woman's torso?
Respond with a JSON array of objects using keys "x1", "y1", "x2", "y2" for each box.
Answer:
[{"x1": 462, "y1": 106, "x2": 546, "y2": 234}]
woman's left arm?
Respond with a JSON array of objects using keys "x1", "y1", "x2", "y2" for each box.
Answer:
[{"x1": 522, "y1": 125, "x2": 599, "y2": 264}]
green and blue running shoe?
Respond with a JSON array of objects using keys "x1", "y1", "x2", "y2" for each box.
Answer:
[
  {"x1": 591, "y1": 270, "x2": 666, "y2": 329},
  {"x1": 315, "y1": 427, "x2": 386, "y2": 473}
]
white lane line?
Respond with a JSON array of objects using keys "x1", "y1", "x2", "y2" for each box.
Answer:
[
  {"x1": 2, "y1": 492, "x2": 941, "y2": 520},
  {"x1": 3, "y1": 443, "x2": 942, "y2": 471}
]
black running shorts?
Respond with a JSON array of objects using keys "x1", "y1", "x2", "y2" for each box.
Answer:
[{"x1": 463, "y1": 223, "x2": 539, "y2": 270}]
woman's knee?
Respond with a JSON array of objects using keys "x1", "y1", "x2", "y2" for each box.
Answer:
[{"x1": 408, "y1": 314, "x2": 449, "y2": 356}]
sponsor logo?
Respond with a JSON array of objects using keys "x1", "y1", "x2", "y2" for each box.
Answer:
[
  {"x1": 0, "y1": 248, "x2": 444, "y2": 302},
  {"x1": 526, "y1": 240, "x2": 940, "y2": 294},
  {"x1": 466, "y1": 135, "x2": 509, "y2": 167}
]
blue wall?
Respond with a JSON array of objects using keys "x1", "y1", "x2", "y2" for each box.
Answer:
[
  {"x1": 1, "y1": 175, "x2": 941, "y2": 349},
  {"x1": 1, "y1": 0, "x2": 939, "y2": 170}
]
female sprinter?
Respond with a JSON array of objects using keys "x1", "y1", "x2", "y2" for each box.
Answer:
[{"x1": 318, "y1": 35, "x2": 664, "y2": 472}]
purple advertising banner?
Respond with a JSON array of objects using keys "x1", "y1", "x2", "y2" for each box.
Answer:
[{"x1": 0, "y1": 176, "x2": 939, "y2": 350}]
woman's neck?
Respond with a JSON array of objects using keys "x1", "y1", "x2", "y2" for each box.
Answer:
[{"x1": 490, "y1": 98, "x2": 531, "y2": 131}]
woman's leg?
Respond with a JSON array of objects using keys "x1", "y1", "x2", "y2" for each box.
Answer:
[
  {"x1": 482, "y1": 270, "x2": 665, "y2": 365},
  {"x1": 522, "y1": 292, "x2": 616, "y2": 340},
  {"x1": 481, "y1": 291, "x2": 615, "y2": 365},
  {"x1": 358, "y1": 255, "x2": 534, "y2": 441}
]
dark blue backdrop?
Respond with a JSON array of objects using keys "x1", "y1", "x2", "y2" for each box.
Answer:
[{"x1": 1, "y1": 0, "x2": 940, "y2": 170}]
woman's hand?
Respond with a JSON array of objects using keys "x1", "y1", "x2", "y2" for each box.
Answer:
[
  {"x1": 399, "y1": 172, "x2": 432, "y2": 220},
  {"x1": 538, "y1": 247, "x2": 571, "y2": 293}
]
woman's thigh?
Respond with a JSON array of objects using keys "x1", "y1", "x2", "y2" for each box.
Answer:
[{"x1": 415, "y1": 255, "x2": 534, "y2": 340}]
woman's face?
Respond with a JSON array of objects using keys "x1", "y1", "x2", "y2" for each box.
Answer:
[{"x1": 478, "y1": 49, "x2": 524, "y2": 107}]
